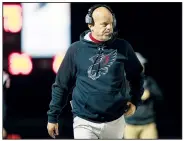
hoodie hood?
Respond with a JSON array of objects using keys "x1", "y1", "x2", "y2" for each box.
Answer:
[{"x1": 80, "y1": 30, "x2": 117, "y2": 47}]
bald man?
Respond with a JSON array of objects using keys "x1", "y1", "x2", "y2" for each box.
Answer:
[{"x1": 47, "y1": 4, "x2": 144, "y2": 139}]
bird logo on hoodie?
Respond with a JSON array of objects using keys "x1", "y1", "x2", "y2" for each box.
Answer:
[{"x1": 87, "y1": 50, "x2": 117, "y2": 80}]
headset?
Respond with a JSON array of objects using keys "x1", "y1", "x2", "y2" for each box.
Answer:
[{"x1": 85, "y1": 4, "x2": 117, "y2": 29}]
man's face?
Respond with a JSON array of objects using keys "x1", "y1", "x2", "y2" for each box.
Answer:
[{"x1": 89, "y1": 7, "x2": 114, "y2": 41}]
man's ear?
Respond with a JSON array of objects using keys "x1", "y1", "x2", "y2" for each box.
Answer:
[{"x1": 88, "y1": 24, "x2": 94, "y2": 31}]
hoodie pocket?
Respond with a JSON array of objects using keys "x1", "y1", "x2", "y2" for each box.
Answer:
[{"x1": 84, "y1": 91, "x2": 123, "y2": 114}]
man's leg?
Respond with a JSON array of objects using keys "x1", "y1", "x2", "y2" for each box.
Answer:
[
  {"x1": 124, "y1": 124, "x2": 141, "y2": 139},
  {"x1": 74, "y1": 127, "x2": 98, "y2": 139},
  {"x1": 73, "y1": 116, "x2": 99, "y2": 139},
  {"x1": 140, "y1": 122, "x2": 158, "y2": 139},
  {"x1": 101, "y1": 115, "x2": 126, "y2": 139}
]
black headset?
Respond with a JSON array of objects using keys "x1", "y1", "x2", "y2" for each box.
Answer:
[{"x1": 85, "y1": 4, "x2": 117, "y2": 29}]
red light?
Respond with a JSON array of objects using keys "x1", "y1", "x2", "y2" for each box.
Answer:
[
  {"x1": 3, "y1": 4, "x2": 22, "y2": 33},
  {"x1": 8, "y1": 52, "x2": 33, "y2": 75},
  {"x1": 52, "y1": 54, "x2": 64, "y2": 74}
]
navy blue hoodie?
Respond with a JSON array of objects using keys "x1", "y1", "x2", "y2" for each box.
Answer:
[{"x1": 47, "y1": 30, "x2": 144, "y2": 123}]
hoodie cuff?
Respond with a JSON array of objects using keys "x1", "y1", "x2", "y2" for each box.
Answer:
[
  {"x1": 130, "y1": 97, "x2": 142, "y2": 109},
  {"x1": 48, "y1": 116, "x2": 58, "y2": 123}
]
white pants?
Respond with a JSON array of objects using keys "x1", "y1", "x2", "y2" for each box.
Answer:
[{"x1": 73, "y1": 115, "x2": 126, "y2": 139}]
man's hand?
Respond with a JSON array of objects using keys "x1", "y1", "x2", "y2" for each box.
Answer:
[
  {"x1": 141, "y1": 89, "x2": 150, "y2": 101},
  {"x1": 47, "y1": 122, "x2": 59, "y2": 138},
  {"x1": 3, "y1": 128, "x2": 7, "y2": 139},
  {"x1": 124, "y1": 102, "x2": 136, "y2": 117}
]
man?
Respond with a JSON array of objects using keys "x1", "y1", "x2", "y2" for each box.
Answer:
[
  {"x1": 124, "y1": 52, "x2": 163, "y2": 139},
  {"x1": 47, "y1": 4, "x2": 144, "y2": 139}
]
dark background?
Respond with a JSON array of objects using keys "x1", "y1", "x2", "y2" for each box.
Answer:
[{"x1": 3, "y1": 2, "x2": 182, "y2": 139}]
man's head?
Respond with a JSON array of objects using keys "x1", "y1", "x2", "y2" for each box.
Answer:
[{"x1": 86, "y1": 5, "x2": 115, "y2": 41}]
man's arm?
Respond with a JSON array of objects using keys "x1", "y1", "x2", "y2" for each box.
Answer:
[
  {"x1": 124, "y1": 43, "x2": 144, "y2": 108},
  {"x1": 146, "y1": 77, "x2": 163, "y2": 101},
  {"x1": 47, "y1": 46, "x2": 77, "y2": 123}
]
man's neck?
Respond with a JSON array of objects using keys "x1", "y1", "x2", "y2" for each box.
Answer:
[{"x1": 89, "y1": 33, "x2": 103, "y2": 43}]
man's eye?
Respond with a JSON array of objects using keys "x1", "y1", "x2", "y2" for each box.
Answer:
[{"x1": 102, "y1": 24, "x2": 107, "y2": 27}]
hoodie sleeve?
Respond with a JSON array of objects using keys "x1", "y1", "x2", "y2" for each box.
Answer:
[
  {"x1": 146, "y1": 76, "x2": 163, "y2": 102},
  {"x1": 47, "y1": 45, "x2": 77, "y2": 123},
  {"x1": 124, "y1": 43, "x2": 144, "y2": 107}
]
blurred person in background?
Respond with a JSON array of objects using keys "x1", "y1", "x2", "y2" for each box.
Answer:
[
  {"x1": 47, "y1": 4, "x2": 144, "y2": 139},
  {"x1": 3, "y1": 70, "x2": 10, "y2": 139},
  {"x1": 3, "y1": 70, "x2": 22, "y2": 139},
  {"x1": 124, "y1": 52, "x2": 163, "y2": 139}
]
